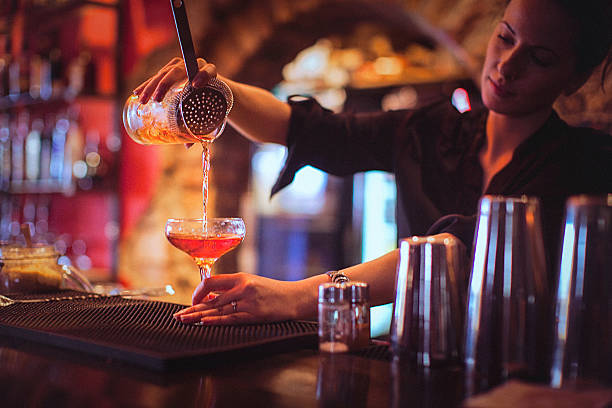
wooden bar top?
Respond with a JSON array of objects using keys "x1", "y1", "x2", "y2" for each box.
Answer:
[{"x1": 0, "y1": 337, "x2": 465, "y2": 407}]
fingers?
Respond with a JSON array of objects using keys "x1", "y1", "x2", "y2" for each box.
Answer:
[
  {"x1": 133, "y1": 58, "x2": 186, "y2": 103},
  {"x1": 192, "y1": 60, "x2": 217, "y2": 88},
  {"x1": 192, "y1": 274, "x2": 244, "y2": 305},
  {"x1": 132, "y1": 57, "x2": 218, "y2": 104},
  {"x1": 173, "y1": 302, "x2": 254, "y2": 325}
]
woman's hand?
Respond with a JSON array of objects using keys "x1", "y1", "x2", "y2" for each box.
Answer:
[
  {"x1": 172, "y1": 272, "x2": 316, "y2": 325},
  {"x1": 132, "y1": 57, "x2": 218, "y2": 104}
]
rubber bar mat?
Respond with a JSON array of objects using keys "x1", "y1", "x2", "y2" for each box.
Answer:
[
  {"x1": 0, "y1": 291, "x2": 318, "y2": 371},
  {"x1": 354, "y1": 343, "x2": 392, "y2": 361}
]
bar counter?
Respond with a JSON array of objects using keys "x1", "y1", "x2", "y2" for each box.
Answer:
[{"x1": 0, "y1": 335, "x2": 465, "y2": 407}]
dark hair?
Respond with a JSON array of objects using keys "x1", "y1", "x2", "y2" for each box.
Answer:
[
  {"x1": 555, "y1": 0, "x2": 612, "y2": 88},
  {"x1": 504, "y1": 0, "x2": 612, "y2": 88}
]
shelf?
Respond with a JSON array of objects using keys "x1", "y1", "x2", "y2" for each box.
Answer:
[
  {"x1": 2, "y1": 179, "x2": 75, "y2": 195},
  {"x1": 0, "y1": 93, "x2": 118, "y2": 111}
]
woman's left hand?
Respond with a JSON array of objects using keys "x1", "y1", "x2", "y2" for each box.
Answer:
[{"x1": 172, "y1": 272, "x2": 316, "y2": 325}]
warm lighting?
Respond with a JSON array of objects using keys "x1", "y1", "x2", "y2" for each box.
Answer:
[
  {"x1": 381, "y1": 86, "x2": 418, "y2": 111},
  {"x1": 373, "y1": 56, "x2": 403, "y2": 76},
  {"x1": 73, "y1": 160, "x2": 88, "y2": 178},
  {"x1": 85, "y1": 151, "x2": 101, "y2": 168}
]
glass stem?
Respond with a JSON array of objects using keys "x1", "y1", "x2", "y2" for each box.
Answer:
[
  {"x1": 199, "y1": 264, "x2": 212, "y2": 281},
  {"x1": 196, "y1": 258, "x2": 217, "y2": 281}
]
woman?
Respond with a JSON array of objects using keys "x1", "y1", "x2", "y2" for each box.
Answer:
[{"x1": 134, "y1": 0, "x2": 612, "y2": 325}]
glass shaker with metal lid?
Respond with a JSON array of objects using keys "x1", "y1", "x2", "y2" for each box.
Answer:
[
  {"x1": 0, "y1": 242, "x2": 93, "y2": 294},
  {"x1": 122, "y1": 0, "x2": 233, "y2": 145}
]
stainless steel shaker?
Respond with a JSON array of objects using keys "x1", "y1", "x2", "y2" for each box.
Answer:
[
  {"x1": 390, "y1": 233, "x2": 467, "y2": 367},
  {"x1": 464, "y1": 195, "x2": 550, "y2": 394}
]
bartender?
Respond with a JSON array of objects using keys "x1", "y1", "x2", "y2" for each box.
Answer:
[{"x1": 132, "y1": 0, "x2": 612, "y2": 325}]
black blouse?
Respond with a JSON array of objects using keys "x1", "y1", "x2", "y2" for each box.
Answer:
[{"x1": 272, "y1": 97, "x2": 612, "y2": 276}]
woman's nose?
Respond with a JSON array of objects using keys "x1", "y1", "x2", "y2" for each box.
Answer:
[{"x1": 498, "y1": 49, "x2": 522, "y2": 81}]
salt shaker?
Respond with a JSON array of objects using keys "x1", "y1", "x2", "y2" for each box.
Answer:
[
  {"x1": 318, "y1": 282, "x2": 350, "y2": 353},
  {"x1": 347, "y1": 282, "x2": 370, "y2": 350}
]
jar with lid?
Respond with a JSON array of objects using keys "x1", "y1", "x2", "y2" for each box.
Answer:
[
  {"x1": 0, "y1": 243, "x2": 93, "y2": 294},
  {"x1": 318, "y1": 282, "x2": 350, "y2": 353}
]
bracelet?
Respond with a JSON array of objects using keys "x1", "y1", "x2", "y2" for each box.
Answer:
[{"x1": 326, "y1": 270, "x2": 350, "y2": 284}]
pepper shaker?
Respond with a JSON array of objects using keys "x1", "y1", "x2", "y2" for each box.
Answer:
[
  {"x1": 347, "y1": 282, "x2": 370, "y2": 350},
  {"x1": 318, "y1": 282, "x2": 350, "y2": 353}
]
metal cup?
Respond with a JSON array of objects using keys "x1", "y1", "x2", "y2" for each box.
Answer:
[
  {"x1": 390, "y1": 233, "x2": 467, "y2": 367},
  {"x1": 464, "y1": 195, "x2": 550, "y2": 394},
  {"x1": 550, "y1": 195, "x2": 612, "y2": 388}
]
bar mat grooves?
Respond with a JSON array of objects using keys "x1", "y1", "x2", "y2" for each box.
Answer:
[
  {"x1": 0, "y1": 291, "x2": 318, "y2": 370},
  {"x1": 354, "y1": 344, "x2": 392, "y2": 361}
]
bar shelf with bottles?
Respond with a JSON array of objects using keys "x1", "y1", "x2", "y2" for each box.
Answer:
[
  {"x1": 1, "y1": 0, "x2": 121, "y2": 279},
  {"x1": 0, "y1": 0, "x2": 120, "y2": 195},
  {"x1": 0, "y1": 46, "x2": 118, "y2": 195}
]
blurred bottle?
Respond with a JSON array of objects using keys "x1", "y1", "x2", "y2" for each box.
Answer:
[
  {"x1": 11, "y1": 112, "x2": 28, "y2": 186},
  {"x1": 39, "y1": 114, "x2": 54, "y2": 181},
  {"x1": 66, "y1": 51, "x2": 96, "y2": 99},
  {"x1": 50, "y1": 115, "x2": 69, "y2": 180},
  {"x1": 48, "y1": 48, "x2": 64, "y2": 99},
  {"x1": 25, "y1": 117, "x2": 43, "y2": 181},
  {"x1": 32, "y1": 52, "x2": 52, "y2": 101},
  {"x1": 0, "y1": 195, "x2": 11, "y2": 241},
  {"x1": 84, "y1": 129, "x2": 101, "y2": 178},
  {"x1": 29, "y1": 54, "x2": 42, "y2": 100},
  {"x1": 8, "y1": 54, "x2": 22, "y2": 101},
  {"x1": 0, "y1": 55, "x2": 9, "y2": 98},
  {"x1": 0, "y1": 113, "x2": 11, "y2": 190},
  {"x1": 64, "y1": 106, "x2": 84, "y2": 188}
]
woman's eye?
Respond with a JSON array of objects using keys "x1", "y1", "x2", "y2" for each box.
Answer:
[
  {"x1": 497, "y1": 34, "x2": 512, "y2": 44},
  {"x1": 530, "y1": 54, "x2": 551, "y2": 67}
]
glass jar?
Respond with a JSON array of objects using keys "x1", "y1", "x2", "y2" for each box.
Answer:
[
  {"x1": 318, "y1": 282, "x2": 350, "y2": 353},
  {"x1": 0, "y1": 243, "x2": 93, "y2": 294}
]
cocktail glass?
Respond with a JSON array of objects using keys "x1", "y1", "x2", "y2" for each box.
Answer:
[{"x1": 165, "y1": 217, "x2": 245, "y2": 291}]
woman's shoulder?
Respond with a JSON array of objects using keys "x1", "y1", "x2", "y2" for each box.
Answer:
[{"x1": 560, "y1": 117, "x2": 612, "y2": 152}]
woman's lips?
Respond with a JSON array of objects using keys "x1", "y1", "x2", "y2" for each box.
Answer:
[{"x1": 488, "y1": 77, "x2": 514, "y2": 98}]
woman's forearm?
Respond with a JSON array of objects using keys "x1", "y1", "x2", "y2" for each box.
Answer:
[
  {"x1": 222, "y1": 77, "x2": 291, "y2": 146},
  {"x1": 294, "y1": 249, "x2": 399, "y2": 320}
]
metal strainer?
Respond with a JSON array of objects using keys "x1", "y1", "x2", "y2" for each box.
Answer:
[{"x1": 169, "y1": 0, "x2": 233, "y2": 139}]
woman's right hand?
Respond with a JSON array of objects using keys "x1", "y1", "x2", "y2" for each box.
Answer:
[
  {"x1": 172, "y1": 272, "x2": 318, "y2": 325},
  {"x1": 132, "y1": 57, "x2": 219, "y2": 104}
]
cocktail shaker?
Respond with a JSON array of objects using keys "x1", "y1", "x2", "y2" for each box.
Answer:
[{"x1": 123, "y1": 0, "x2": 233, "y2": 145}]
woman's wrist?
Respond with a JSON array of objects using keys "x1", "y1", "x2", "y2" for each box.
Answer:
[{"x1": 292, "y1": 273, "x2": 331, "y2": 320}]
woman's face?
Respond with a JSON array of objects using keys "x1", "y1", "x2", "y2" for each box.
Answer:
[{"x1": 480, "y1": 0, "x2": 582, "y2": 116}]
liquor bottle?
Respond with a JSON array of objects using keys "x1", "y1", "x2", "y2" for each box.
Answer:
[
  {"x1": 8, "y1": 54, "x2": 22, "y2": 101},
  {"x1": 50, "y1": 115, "x2": 69, "y2": 180},
  {"x1": 0, "y1": 55, "x2": 8, "y2": 98},
  {"x1": 39, "y1": 114, "x2": 53, "y2": 181},
  {"x1": 0, "y1": 114, "x2": 11, "y2": 190},
  {"x1": 29, "y1": 54, "x2": 42, "y2": 100},
  {"x1": 39, "y1": 55, "x2": 52, "y2": 100},
  {"x1": 11, "y1": 112, "x2": 29, "y2": 186},
  {"x1": 48, "y1": 48, "x2": 64, "y2": 99},
  {"x1": 63, "y1": 106, "x2": 84, "y2": 187},
  {"x1": 25, "y1": 117, "x2": 43, "y2": 181},
  {"x1": 84, "y1": 128, "x2": 101, "y2": 178}
]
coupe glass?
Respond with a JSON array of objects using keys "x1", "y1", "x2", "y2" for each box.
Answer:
[{"x1": 165, "y1": 218, "x2": 245, "y2": 285}]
